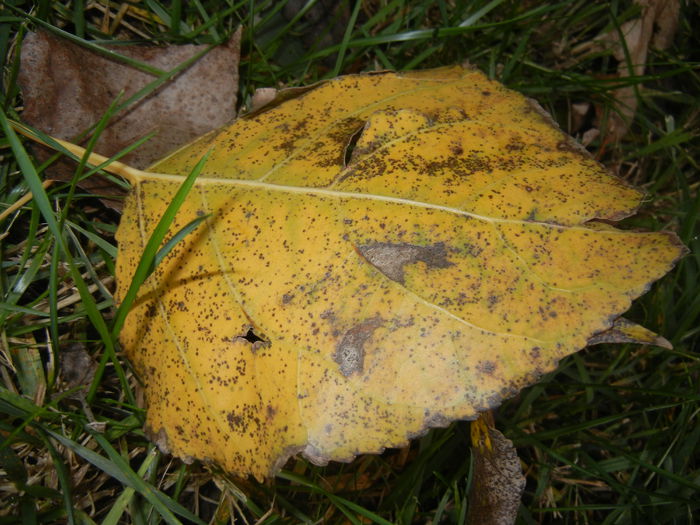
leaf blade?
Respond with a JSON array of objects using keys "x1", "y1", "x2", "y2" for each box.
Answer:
[{"x1": 113, "y1": 67, "x2": 686, "y2": 479}]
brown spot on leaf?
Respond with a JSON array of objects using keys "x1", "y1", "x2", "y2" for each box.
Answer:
[
  {"x1": 477, "y1": 360, "x2": 497, "y2": 375},
  {"x1": 144, "y1": 303, "x2": 158, "y2": 319},
  {"x1": 333, "y1": 316, "x2": 383, "y2": 377},
  {"x1": 357, "y1": 242, "x2": 453, "y2": 284}
]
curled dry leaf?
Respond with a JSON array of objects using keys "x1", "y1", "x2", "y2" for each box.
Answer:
[
  {"x1": 99, "y1": 66, "x2": 684, "y2": 479},
  {"x1": 468, "y1": 412, "x2": 525, "y2": 525},
  {"x1": 18, "y1": 29, "x2": 240, "y2": 205}
]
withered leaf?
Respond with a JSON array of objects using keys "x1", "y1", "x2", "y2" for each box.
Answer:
[
  {"x1": 18, "y1": 29, "x2": 240, "y2": 204},
  {"x1": 468, "y1": 413, "x2": 525, "y2": 525}
]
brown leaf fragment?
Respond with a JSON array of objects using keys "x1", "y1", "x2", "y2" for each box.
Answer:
[
  {"x1": 588, "y1": 317, "x2": 672, "y2": 349},
  {"x1": 59, "y1": 344, "x2": 98, "y2": 391},
  {"x1": 250, "y1": 87, "x2": 279, "y2": 112},
  {"x1": 18, "y1": 29, "x2": 240, "y2": 206},
  {"x1": 468, "y1": 413, "x2": 525, "y2": 525}
]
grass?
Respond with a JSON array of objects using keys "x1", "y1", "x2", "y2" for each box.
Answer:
[{"x1": 1, "y1": 0, "x2": 698, "y2": 523}]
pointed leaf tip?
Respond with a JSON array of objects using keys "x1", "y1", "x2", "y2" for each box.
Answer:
[{"x1": 588, "y1": 317, "x2": 673, "y2": 349}]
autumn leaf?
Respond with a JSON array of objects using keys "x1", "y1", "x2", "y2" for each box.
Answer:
[{"x1": 56, "y1": 66, "x2": 683, "y2": 479}]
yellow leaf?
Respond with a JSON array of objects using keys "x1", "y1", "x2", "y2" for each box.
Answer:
[{"x1": 110, "y1": 66, "x2": 684, "y2": 479}]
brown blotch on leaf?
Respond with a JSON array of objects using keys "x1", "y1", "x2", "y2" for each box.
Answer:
[
  {"x1": 357, "y1": 242, "x2": 453, "y2": 284},
  {"x1": 227, "y1": 412, "x2": 245, "y2": 431},
  {"x1": 477, "y1": 360, "x2": 497, "y2": 375},
  {"x1": 333, "y1": 316, "x2": 383, "y2": 377}
]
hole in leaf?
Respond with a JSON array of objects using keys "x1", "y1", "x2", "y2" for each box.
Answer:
[
  {"x1": 343, "y1": 125, "x2": 365, "y2": 166},
  {"x1": 241, "y1": 328, "x2": 266, "y2": 344}
]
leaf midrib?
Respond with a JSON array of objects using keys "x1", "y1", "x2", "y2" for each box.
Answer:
[{"x1": 132, "y1": 171, "x2": 644, "y2": 232}]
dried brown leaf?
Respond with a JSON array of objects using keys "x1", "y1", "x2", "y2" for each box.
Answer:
[
  {"x1": 18, "y1": 29, "x2": 240, "y2": 206},
  {"x1": 468, "y1": 413, "x2": 525, "y2": 525}
]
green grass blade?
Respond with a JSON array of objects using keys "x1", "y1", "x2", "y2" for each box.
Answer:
[
  {"x1": 39, "y1": 429, "x2": 78, "y2": 525},
  {"x1": 101, "y1": 447, "x2": 160, "y2": 525},
  {"x1": 111, "y1": 151, "x2": 211, "y2": 338},
  {"x1": 331, "y1": 0, "x2": 362, "y2": 77},
  {"x1": 152, "y1": 214, "x2": 210, "y2": 270},
  {"x1": 46, "y1": 428, "x2": 205, "y2": 525},
  {"x1": 65, "y1": 220, "x2": 118, "y2": 259},
  {"x1": 0, "y1": 109, "x2": 134, "y2": 406}
]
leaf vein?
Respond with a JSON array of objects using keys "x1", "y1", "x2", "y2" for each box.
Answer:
[{"x1": 256, "y1": 78, "x2": 465, "y2": 182}]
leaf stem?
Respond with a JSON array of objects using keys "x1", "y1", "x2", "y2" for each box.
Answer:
[{"x1": 9, "y1": 120, "x2": 143, "y2": 185}]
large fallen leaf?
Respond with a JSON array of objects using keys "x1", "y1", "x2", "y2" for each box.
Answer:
[{"x1": 98, "y1": 66, "x2": 683, "y2": 479}]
